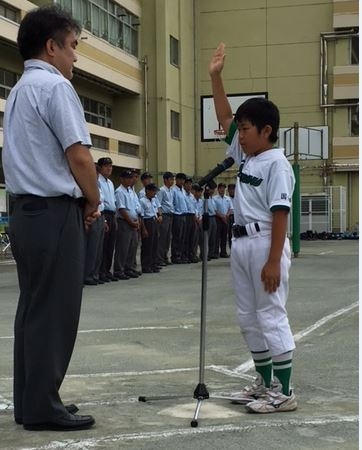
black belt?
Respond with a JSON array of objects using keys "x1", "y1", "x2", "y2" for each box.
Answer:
[
  {"x1": 103, "y1": 210, "x2": 115, "y2": 215},
  {"x1": 162, "y1": 213, "x2": 173, "y2": 216},
  {"x1": 12, "y1": 194, "x2": 84, "y2": 206},
  {"x1": 232, "y1": 223, "x2": 260, "y2": 238},
  {"x1": 143, "y1": 217, "x2": 156, "y2": 222}
]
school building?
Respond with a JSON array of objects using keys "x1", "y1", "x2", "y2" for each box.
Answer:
[{"x1": 0, "y1": 0, "x2": 359, "y2": 231}]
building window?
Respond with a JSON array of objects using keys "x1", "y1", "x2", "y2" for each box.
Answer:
[
  {"x1": 0, "y1": 68, "x2": 19, "y2": 100},
  {"x1": 351, "y1": 35, "x2": 358, "y2": 64},
  {"x1": 118, "y1": 142, "x2": 139, "y2": 157},
  {"x1": 79, "y1": 95, "x2": 112, "y2": 128},
  {"x1": 58, "y1": 0, "x2": 139, "y2": 57},
  {"x1": 0, "y1": 1, "x2": 20, "y2": 23},
  {"x1": 350, "y1": 105, "x2": 358, "y2": 137},
  {"x1": 170, "y1": 35, "x2": 179, "y2": 67},
  {"x1": 90, "y1": 134, "x2": 109, "y2": 150},
  {"x1": 171, "y1": 110, "x2": 180, "y2": 139},
  {"x1": 0, "y1": 111, "x2": 3, "y2": 128}
]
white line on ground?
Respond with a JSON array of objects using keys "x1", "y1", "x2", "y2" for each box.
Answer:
[
  {"x1": 318, "y1": 250, "x2": 334, "y2": 255},
  {"x1": 0, "y1": 325, "x2": 193, "y2": 340},
  {"x1": 20, "y1": 415, "x2": 358, "y2": 450}
]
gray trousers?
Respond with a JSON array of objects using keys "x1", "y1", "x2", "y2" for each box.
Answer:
[
  {"x1": 114, "y1": 219, "x2": 138, "y2": 275},
  {"x1": 158, "y1": 214, "x2": 172, "y2": 263},
  {"x1": 84, "y1": 215, "x2": 104, "y2": 281},
  {"x1": 9, "y1": 195, "x2": 85, "y2": 424}
]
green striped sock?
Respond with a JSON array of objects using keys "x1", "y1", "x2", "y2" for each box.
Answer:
[
  {"x1": 273, "y1": 355, "x2": 293, "y2": 396},
  {"x1": 252, "y1": 351, "x2": 272, "y2": 388}
]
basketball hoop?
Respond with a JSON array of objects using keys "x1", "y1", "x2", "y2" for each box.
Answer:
[{"x1": 213, "y1": 129, "x2": 226, "y2": 141}]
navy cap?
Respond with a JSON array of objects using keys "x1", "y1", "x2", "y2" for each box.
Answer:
[
  {"x1": 120, "y1": 169, "x2": 133, "y2": 178},
  {"x1": 141, "y1": 171, "x2": 152, "y2": 180},
  {"x1": 97, "y1": 157, "x2": 113, "y2": 166}
]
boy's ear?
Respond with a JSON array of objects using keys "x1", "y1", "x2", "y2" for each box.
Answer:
[{"x1": 262, "y1": 124, "x2": 273, "y2": 140}]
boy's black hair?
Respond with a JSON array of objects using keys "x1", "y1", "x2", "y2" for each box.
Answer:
[
  {"x1": 17, "y1": 5, "x2": 81, "y2": 61},
  {"x1": 163, "y1": 171, "x2": 174, "y2": 180},
  {"x1": 234, "y1": 97, "x2": 280, "y2": 144},
  {"x1": 175, "y1": 173, "x2": 187, "y2": 180}
]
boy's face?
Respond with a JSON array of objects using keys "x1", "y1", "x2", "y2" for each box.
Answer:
[
  {"x1": 237, "y1": 120, "x2": 273, "y2": 155},
  {"x1": 146, "y1": 189, "x2": 157, "y2": 199},
  {"x1": 164, "y1": 177, "x2": 174, "y2": 188},
  {"x1": 193, "y1": 190, "x2": 202, "y2": 200}
]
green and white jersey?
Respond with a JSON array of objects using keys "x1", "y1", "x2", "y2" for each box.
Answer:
[{"x1": 225, "y1": 122, "x2": 295, "y2": 230}]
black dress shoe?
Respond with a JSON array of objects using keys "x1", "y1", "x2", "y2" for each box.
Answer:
[
  {"x1": 23, "y1": 412, "x2": 95, "y2": 431},
  {"x1": 142, "y1": 268, "x2": 153, "y2": 273},
  {"x1": 124, "y1": 271, "x2": 139, "y2": 278},
  {"x1": 84, "y1": 279, "x2": 98, "y2": 286},
  {"x1": 16, "y1": 404, "x2": 79, "y2": 425},
  {"x1": 99, "y1": 276, "x2": 110, "y2": 283},
  {"x1": 107, "y1": 275, "x2": 119, "y2": 281},
  {"x1": 117, "y1": 274, "x2": 130, "y2": 280},
  {"x1": 96, "y1": 278, "x2": 105, "y2": 284}
]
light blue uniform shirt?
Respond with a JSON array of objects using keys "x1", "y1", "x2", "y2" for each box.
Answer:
[
  {"x1": 3, "y1": 60, "x2": 91, "y2": 197},
  {"x1": 140, "y1": 196, "x2": 158, "y2": 219},
  {"x1": 207, "y1": 197, "x2": 217, "y2": 216},
  {"x1": 115, "y1": 184, "x2": 138, "y2": 220},
  {"x1": 185, "y1": 192, "x2": 196, "y2": 214},
  {"x1": 139, "y1": 187, "x2": 160, "y2": 209},
  {"x1": 98, "y1": 175, "x2": 116, "y2": 212},
  {"x1": 213, "y1": 195, "x2": 233, "y2": 215},
  {"x1": 157, "y1": 185, "x2": 174, "y2": 214},
  {"x1": 194, "y1": 198, "x2": 204, "y2": 219},
  {"x1": 171, "y1": 185, "x2": 188, "y2": 215}
]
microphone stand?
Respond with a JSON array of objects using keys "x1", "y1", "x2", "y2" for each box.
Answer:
[
  {"x1": 138, "y1": 186, "x2": 220, "y2": 427},
  {"x1": 190, "y1": 188, "x2": 210, "y2": 426}
]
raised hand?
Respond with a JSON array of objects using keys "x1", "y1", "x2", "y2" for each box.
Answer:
[{"x1": 209, "y1": 42, "x2": 226, "y2": 76}]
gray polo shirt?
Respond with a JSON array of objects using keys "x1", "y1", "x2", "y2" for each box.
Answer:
[{"x1": 3, "y1": 59, "x2": 91, "y2": 197}]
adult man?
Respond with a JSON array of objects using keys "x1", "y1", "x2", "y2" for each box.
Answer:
[
  {"x1": 214, "y1": 182, "x2": 233, "y2": 257},
  {"x1": 3, "y1": 5, "x2": 97, "y2": 430},
  {"x1": 157, "y1": 171, "x2": 174, "y2": 265},
  {"x1": 171, "y1": 173, "x2": 188, "y2": 263},
  {"x1": 114, "y1": 170, "x2": 140, "y2": 280},
  {"x1": 97, "y1": 157, "x2": 118, "y2": 282}
]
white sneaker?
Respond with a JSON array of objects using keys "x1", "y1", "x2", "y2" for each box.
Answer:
[
  {"x1": 229, "y1": 374, "x2": 268, "y2": 405},
  {"x1": 245, "y1": 384, "x2": 297, "y2": 413}
]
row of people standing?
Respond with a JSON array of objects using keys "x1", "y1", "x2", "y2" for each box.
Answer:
[{"x1": 84, "y1": 157, "x2": 236, "y2": 285}]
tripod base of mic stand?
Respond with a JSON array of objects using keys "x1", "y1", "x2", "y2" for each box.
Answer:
[{"x1": 191, "y1": 383, "x2": 209, "y2": 427}]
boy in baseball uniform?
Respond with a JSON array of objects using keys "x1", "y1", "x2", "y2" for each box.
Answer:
[{"x1": 209, "y1": 43, "x2": 297, "y2": 413}]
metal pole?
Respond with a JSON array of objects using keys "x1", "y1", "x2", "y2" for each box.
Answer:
[{"x1": 292, "y1": 122, "x2": 301, "y2": 257}]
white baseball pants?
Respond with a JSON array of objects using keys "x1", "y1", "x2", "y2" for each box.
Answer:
[{"x1": 230, "y1": 232, "x2": 295, "y2": 356}]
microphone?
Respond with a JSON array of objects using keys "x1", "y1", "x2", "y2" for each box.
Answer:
[{"x1": 196, "y1": 157, "x2": 235, "y2": 189}]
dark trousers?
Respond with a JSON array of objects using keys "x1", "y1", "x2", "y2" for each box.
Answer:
[
  {"x1": 141, "y1": 219, "x2": 158, "y2": 270},
  {"x1": 171, "y1": 214, "x2": 186, "y2": 262},
  {"x1": 158, "y1": 214, "x2": 173, "y2": 263},
  {"x1": 183, "y1": 214, "x2": 196, "y2": 261},
  {"x1": 84, "y1": 215, "x2": 104, "y2": 281},
  {"x1": 114, "y1": 219, "x2": 138, "y2": 275},
  {"x1": 208, "y1": 216, "x2": 217, "y2": 258},
  {"x1": 9, "y1": 195, "x2": 85, "y2": 424},
  {"x1": 100, "y1": 211, "x2": 116, "y2": 277},
  {"x1": 216, "y1": 217, "x2": 228, "y2": 256}
]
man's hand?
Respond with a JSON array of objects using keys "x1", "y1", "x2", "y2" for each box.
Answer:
[
  {"x1": 209, "y1": 42, "x2": 226, "y2": 77},
  {"x1": 84, "y1": 204, "x2": 101, "y2": 231}
]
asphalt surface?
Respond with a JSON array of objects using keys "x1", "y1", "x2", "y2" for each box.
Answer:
[{"x1": 0, "y1": 240, "x2": 359, "y2": 450}]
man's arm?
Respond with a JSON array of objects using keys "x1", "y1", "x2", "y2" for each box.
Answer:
[
  {"x1": 209, "y1": 42, "x2": 234, "y2": 134},
  {"x1": 65, "y1": 143, "x2": 100, "y2": 224}
]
